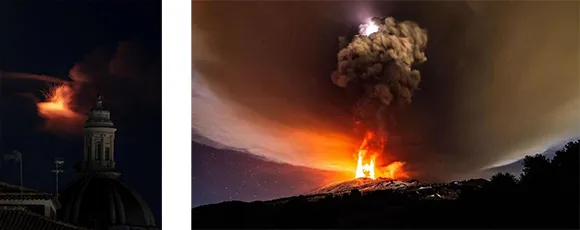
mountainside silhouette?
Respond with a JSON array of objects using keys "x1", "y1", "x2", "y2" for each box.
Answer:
[{"x1": 192, "y1": 141, "x2": 579, "y2": 229}]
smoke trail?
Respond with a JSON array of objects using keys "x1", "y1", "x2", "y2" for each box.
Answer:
[{"x1": 0, "y1": 72, "x2": 67, "y2": 84}]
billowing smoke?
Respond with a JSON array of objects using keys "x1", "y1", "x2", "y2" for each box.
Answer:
[
  {"x1": 332, "y1": 17, "x2": 427, "y2": 108},
  {"x1": 192, "y1": 1, "x2": 579, "y2": 182},
  {"x1": 331, "y1": 17, "x2": 428, "y2": 152},
  {"x1": 329, "y1": 17, "x2": 428, "y2": 178}
]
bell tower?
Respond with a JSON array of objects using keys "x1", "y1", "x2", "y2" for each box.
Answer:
[{"x1": 79, "y1": 95, "x2": 119, "y2": 177}]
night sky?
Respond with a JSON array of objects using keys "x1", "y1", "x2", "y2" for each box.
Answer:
[
  {"x1": 192, "y1": 1, "x2": 579, "y2": 207},
  {"x1": 192, "y1": 142, "x2": 351, "y2": 207},
  {"x1": 0, "y1": 2, "x2": 161, "y2": 225}
]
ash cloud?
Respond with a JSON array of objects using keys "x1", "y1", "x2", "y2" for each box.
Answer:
[
  {"x1": 192, "y1": 1, "x2": 579, "y2": 181},
  {"x1": 331, "y1": 16, "x2": 429, "y2": 147},
  {"x1": 333, "y1": 17, "x2": 427, "y2": 107}
]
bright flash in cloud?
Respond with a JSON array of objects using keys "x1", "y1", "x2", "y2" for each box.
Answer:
[{"x1": 359, "y1": 19, "x2": 379, "y2": 36}]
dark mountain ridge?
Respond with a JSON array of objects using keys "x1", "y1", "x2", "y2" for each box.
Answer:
[{"x1": 192, "y1": 141, "x2": 579, "y2": 229}]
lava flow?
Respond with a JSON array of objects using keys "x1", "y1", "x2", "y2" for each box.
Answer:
[{"x1": 354, "y1": 131, "x2": 406, "y2": 180}]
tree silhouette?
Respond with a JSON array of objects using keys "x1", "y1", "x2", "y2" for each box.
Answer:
[
  {"x1": 550, "y1": 141, "x2": 579, "y2": 226},
  {"x1": 489, "y1": 172, "x2": 518, "y2": 188},
  {"x1": 519, "y1": 154, "x2": 554, "y2": 190},
  {"x1": 552, "y1": 141, "x2": 579, "y2": 183}
]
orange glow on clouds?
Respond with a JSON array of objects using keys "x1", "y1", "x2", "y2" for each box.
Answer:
[{"x1": 192, "y1": 75, "x2": 408, "y2": 183}]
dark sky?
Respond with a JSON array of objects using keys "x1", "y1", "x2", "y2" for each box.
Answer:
[
  {"x1": 192, "y1": 1, "x2": 579, "y2": 206},
  {"x1": 192, "y1": 142, "x2": 351, "y2": 207},
  {"x1": 0, "y1": 2, "x2": 161, "y2": 225}
]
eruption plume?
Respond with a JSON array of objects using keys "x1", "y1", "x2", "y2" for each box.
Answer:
[
  {"x1": 332, "y1": 17, "x2": 427, "y2": 109},
  {"x1": 333, "y1": 17, "x2": 428, "y2": 179}
]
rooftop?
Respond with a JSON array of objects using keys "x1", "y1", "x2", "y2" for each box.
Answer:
[{"x1": 0, "y1": 206, "x2": 88, "y2": 230}]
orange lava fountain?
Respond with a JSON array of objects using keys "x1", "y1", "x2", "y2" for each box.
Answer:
[
  {"x1": 354, "y1": 131, "x2": 407, "y2": 180},
  {"x1": 37, "y1": 83, "x2": 79, "y2": 119},
  {"x1": 355, "y1": 132, "x2": 377, "y2": 179}
]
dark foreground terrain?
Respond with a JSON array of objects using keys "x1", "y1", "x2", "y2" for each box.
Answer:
[{"x1": 192, "y1": 141, "x2": 579, "y2": 229}]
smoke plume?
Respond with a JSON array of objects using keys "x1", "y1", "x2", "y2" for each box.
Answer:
[
  {"x1": 332, "y1": 17, "x2": 427, "y2": 108},
  {"x1": 331, "y1": 17, "x2": 428, "y2": 166}
]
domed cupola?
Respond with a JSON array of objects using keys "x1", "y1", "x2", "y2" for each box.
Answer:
[
  {"x1": 78, "y1": 95, "x2": 119, "y2": 176},
  {"x1": 58, "y1": 96, "x2": 157, "y2": 230},
  {"x1": 58, "y1": 177, "x2": 156, "y2": 230}
]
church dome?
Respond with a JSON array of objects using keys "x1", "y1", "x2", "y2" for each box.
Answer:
[
  {"x1": 58, "y1": 96, "x2": 156, "y2": 230},
  {"x1": 58, "y1": 175, "x2": 156, "y2": 230}
]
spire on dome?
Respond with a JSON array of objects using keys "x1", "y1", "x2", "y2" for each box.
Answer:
[
  {"x1": 85, "y1": 95, "x2": 114, "y2": 128},
  {"x1": 95, "y1": 95, "x2": 104, "y2": 109}
]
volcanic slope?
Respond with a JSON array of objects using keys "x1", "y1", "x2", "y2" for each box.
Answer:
[
  {"x1": 310, "y1": 178, "x2": 419, "y2": 195},
  {"x1": 192, "y1": 177, "x2": 490, "y2": 228},
  {"x1": 308, "y1": 177, "x2": 488, "y2": 200}
]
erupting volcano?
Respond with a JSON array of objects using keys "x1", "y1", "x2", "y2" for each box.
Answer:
[
  {"x1": 331, "y1": 16, "x2": 427, "y2": 181},
  {"x1": 354, "y1": 131, "x2": 407, "y2": 180}
]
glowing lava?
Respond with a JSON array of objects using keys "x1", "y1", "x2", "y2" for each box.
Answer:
[
  {"x1": 359, "y1": 19, "x2": 379, "y2": 36},
  {"x1": 355, "y1": 132, "x2": 377, "y2": 179},
  {"x1": 354, "y1": 131, "x2": 407, "y2": 180},
  {"x1": 384, "y1": 161, "x2": 406, "y2": 179},
  {"x1": 37, "y1": 83, "x2": 79, "y2": 118}
]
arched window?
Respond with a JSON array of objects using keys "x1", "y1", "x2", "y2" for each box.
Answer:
[
  {"x1": 95, "y1": 142, "x2": 102, "y2": 160},
  {"x1": 86, "y1": 137, "x2": 92, "y2": 160},
  {"x1": 105, "y1": 147, "x2": 110, "y2": 161}
]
